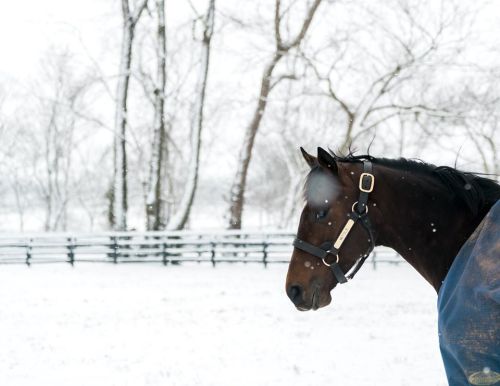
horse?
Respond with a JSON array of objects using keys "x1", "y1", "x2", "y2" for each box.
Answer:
[{"x1": 285, "y1": 147, "x2": 500, "y2": 385}]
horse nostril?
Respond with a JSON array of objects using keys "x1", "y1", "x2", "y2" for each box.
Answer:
[{"x1": 287, "y1": 284, "x2": 304, "y2": 305}]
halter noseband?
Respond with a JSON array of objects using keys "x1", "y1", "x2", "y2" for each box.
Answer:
[{"x1": 293, "y1": 160, "x2": 376, "y2": 284}]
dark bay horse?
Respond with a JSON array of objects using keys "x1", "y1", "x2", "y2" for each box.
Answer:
[{"x1": 286, "y1": 147, "x2": 500, "y2": 384}]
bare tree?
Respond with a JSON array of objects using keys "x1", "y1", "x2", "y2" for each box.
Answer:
[
  {"x1": 3, "y1": 131, "x2": 32, "y2": 232},
  {"x1": 18, "y1": 50, "x2": 95, "y2": 231},
  {"x1": 10, "y1": 172, "x2": 29, "y2": 232},
  {"x1": 167, "y1": 0, "x2": 215, "y2": 230},
  {"x1": 456, "y1": 71, "x2": 500, "y2": 175},
  {"x1": 112, "y1": 0, "x2": 149, "y2": 231},
  {"x1": 241, "y1": 0, "x2": 483, "y2": 228},
  {"x1": 227, "y1": 0, "x2": 323, "y2": 229},
  {"x1": 295, "y1": 0, "x2": 481, "y2": 158},
  {"x1": 145, "y1": 0, "x2": 168, "y2": 230}
]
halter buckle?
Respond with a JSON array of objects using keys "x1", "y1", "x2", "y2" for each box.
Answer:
[{"x1": 359, "y1": 173, "x2": 375, "y2": 193}]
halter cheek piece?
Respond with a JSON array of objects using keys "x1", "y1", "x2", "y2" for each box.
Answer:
[{"x1": 293, "y1": 160, "x2": 376, "y2": 284}]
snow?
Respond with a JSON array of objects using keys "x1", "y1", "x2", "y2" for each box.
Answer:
[{"x1": 0, "y1": 262, "x2": 446, "y2": 385}]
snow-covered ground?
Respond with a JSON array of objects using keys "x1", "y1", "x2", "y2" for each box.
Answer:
[{"x1": 0, "y1": 262, "x2": 446, "y2": 386}]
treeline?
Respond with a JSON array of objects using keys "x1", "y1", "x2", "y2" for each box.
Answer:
[{"x1": 0, "y1": 0, "x2": 498, "y2": 232}]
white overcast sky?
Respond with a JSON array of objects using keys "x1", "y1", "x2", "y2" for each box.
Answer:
[
  {"x1": 0, "y1": 0, "x2": 109, "y2": 78},
  {"x1": 1, "y1": 0, "x2": 499, "y2": 80}
]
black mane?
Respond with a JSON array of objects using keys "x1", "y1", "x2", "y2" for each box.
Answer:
[{"x1": 329, "y1": 150, "x2": 500, "y2": 216}]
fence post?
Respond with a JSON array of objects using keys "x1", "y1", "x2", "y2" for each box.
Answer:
[
  {"x1": 25, "y1": 239, "x2": 32, "y2": 266},
  {"x1": 162, "y1": 236, "x2": 168, "y2": 266},
  {"x1": 263, "y1": 242, "x2": 268, "y2": 268},
  {"x1": 211, "y1": 242, "x2": 216, "y2": 267},
  {"x1": 112, "y1": 236, "x2": 118, "y2": 263},
  {"x1": 197, "y1": 234, "x2": 203, "y2": 261},
  {"x1": 67, "y1": 237, "x2": 75, "y2": 266}
]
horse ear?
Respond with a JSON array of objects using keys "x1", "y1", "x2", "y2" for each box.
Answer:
[
  {"x1": 300, "y1": 147, "x2": 317, "y2": 168},
  {"x1": 317, "y1": 147, "x2": 338, "y2": 173}
]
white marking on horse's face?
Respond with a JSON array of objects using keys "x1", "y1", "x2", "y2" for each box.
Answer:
[{"x1": 304, "y1": 261, "x2": 311, "y2": 268}]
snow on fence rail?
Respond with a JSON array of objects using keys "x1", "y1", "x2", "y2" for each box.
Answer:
[{"x1": 0, "y1": 230, "x2": 401, "y2": 267}]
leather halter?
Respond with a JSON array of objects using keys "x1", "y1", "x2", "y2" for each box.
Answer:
[{"x1": 293, "y1": 160, "x2": 376, "y2": 284}]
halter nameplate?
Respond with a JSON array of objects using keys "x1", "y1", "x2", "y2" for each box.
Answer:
[{"x1": 333, "y1": 218, "x2": 355, "y2": 250}]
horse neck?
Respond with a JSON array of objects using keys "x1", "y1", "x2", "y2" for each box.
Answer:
[{"x1": 370, "y1": 165, "x2": 483, "y2": 292}]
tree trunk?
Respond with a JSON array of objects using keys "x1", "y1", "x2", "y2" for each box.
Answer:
[
  {"x1": 111, "y1": 0, "x2": 148, "y2": 231},
  {"x1": 227, "y1": 55, "x2": 281, "y2": 229},
  {"x1": 167, "y1": 0, "x2": 215, "y2": 230},
  {"x1": 112, "y1": 22, "x2": 132, "y2": 231},
  {"x1": 146, "y1": 0, "x2": 167, "y2": 230},
  {"x1": 44, "y1": 107, "x2": 54, "y2": 231},
  {"x1": 227, "y1": 0, "x2": 322, "y2": 229},
  {"x1": 281, "y1": 176, "x2": 302, "y2": 228}
]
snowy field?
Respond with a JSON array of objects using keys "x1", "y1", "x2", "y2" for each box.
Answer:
[{"x1": 0, "y1": 262, "x2": 446, "y2": 386}]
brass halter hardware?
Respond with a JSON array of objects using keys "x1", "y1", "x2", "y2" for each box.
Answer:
[
  {"x1": 322, "y1": 252, "x2": 339, "y2": 267},
  {"x1": 359, "y1": 173, "x2": 375, "y2": 192},
  {"x1": 351, "y1": 201, "x2": 368, "y2": 214}
]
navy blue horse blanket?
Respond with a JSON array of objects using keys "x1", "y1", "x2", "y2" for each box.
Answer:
[{"x1": 438, "y1": 200, "x2": 500, "y2": 385}]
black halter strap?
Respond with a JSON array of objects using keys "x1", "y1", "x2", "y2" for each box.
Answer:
[{"x1": 293, "y1": 160, "x2": 376, "y2": 284}]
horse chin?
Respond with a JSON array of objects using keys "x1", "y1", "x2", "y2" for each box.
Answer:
[{"x1": 318, "y1": 291, "x2": 332, "y2": 309}]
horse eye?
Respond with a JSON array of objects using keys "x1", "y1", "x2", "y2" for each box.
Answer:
[{"x1": 316, "y1": 210, "x2": 328, "y2": 220}]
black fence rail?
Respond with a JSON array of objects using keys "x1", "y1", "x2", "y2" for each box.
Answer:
[{"x1": 0, "y1": 230, "x2": 402, "y2": 267}]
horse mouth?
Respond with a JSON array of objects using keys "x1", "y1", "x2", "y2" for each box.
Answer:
[
  {"x1": 311, "y1": 289, "x2": 320, "y2": 310},
  {"x1": 295, "y1": 288, "x2": 321, "y2": 311}
]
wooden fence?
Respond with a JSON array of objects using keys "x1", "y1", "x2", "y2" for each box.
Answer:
[{"x1": 0, "y1": 230, "x2": 401, "y2": 267}]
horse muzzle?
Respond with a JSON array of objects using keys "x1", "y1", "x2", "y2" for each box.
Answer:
[{"x1": 286, "y1": 283, "x2": 332, "y2": 311}]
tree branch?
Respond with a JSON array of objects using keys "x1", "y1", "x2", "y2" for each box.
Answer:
[
  {"x1": 283, "y1": 0, "x2": 322, "y2": 50},
  {"x1": 274, "y1": 0, "x2": 283, "y2": 50}
]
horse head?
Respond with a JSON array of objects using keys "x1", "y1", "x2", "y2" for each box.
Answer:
[{"x1": 285, "y1": 147, "x2": 377, "y2": 311}]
